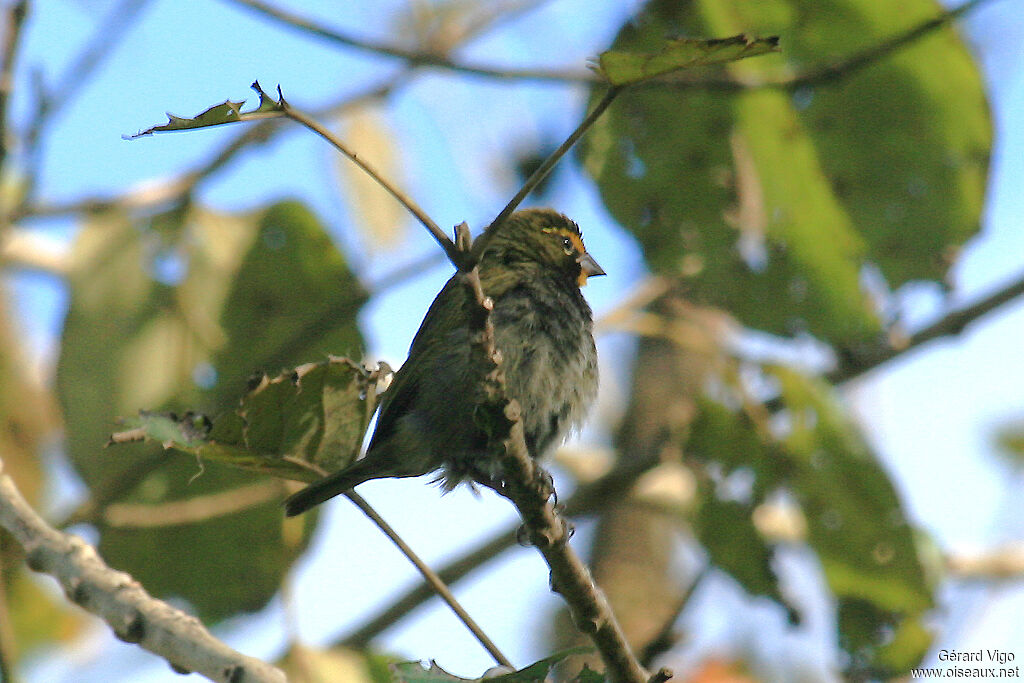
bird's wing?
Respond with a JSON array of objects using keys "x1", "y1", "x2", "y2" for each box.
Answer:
[{"x1": 367, "y1": 274, "x2": 468, "y2": 448}]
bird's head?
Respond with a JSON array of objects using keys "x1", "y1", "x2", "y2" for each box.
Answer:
[{"x1": 482, "y1": 208, "x2": 605, "y2": 288}]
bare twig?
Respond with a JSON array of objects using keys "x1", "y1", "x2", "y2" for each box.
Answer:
[
  {"x1": 222, "y1": 0, "x2": 992, "y2": 92},
  {"x1": 18, "y1": 0, "x2": 151, "y2": 213},
  {"x1": 829, "y1": 269, "x2": 1024, "y2": 384},
  {"x1": 343, "y1": 490, "x2": 514, "y2": 669},
  {"x1": 0, "y1": 457, "x2": 287, "y2": 683},
  {"x1": 466, "y1": 86, "x2": 622, "y2": 268},
  {"x1": 0, "y1": 0, "x2": 28, "y2": 180},
  {"x1": 222, "y1": 0, "x2": 584, "y2": 83}
]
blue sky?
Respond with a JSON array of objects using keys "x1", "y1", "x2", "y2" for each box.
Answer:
[{"x1": 9, "y1": 1, "x2": 1024, "y2": 681}]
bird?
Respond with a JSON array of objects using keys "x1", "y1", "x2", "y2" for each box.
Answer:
[{"x1": 284, "y1": 208, "x2": 604, "y2": 516}]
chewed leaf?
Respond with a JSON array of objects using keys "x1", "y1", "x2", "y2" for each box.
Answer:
[
  {"x1": 390, "y1": 646, "x2": 593, "y2": 683},
  {"x1": 596, "y1": 34, "x2": 779, "y2": 85},
  {"x1": 108, "y1": 357, "x2": 391, "y2": 483},
  {"x1": 125, "y1": 81, "x2": 285, "y2": 139}
]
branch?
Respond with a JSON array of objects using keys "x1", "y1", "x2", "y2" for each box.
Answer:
[
  {"x1": 452, "y1": 240, "x2": 646, "y2": 682},
  {"x1": 222, "y1": 0, "x2": 585, "y2": 83},
  {"x1": 0, "y1": 457, "x2": 286, "y2": 683},
  {"x1": 0, "y1": 0, "x2": 27, "y2": 177},
  {"x1": 466, "y1": 86, "x2": 622, "y2": 268},
  {"x1": 222, "y1": 0, "x2": 991, "y2": 92},
  {"x1": 270, "y1": 85, "x2": 462, "y2": 267},
  {"x1": 343, "y1": 491, "x2": 513, "y2": 669},
  {"x1": 338, "y1": 446, "x2": 667, "y2": 649},
  {"x1": 829, "y1": 269, "x2": 1024, "y2": 384}
]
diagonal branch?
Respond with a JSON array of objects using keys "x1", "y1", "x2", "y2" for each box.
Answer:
[
  {"x1": 272, "y1": 87, "x2": 461, "y2": 266},
  {"x1": 0, "y1": 456, "x2": 286, "y2": 683},
  {"x1": 829, "y1": 269, "x2": 1024, "y2": 384},
  {"x1": 343, "y1": 490, "x2": 513, "y2": 669},
  {"x1": 466, "y1": 86, "x2": 622, "y2": 268}
]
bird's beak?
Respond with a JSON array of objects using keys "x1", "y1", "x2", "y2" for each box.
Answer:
[{"x1": 576, "y1": 252, "x2": 606, "y2": 286}]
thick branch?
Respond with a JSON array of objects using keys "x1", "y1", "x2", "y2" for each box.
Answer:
[{"x1": 0, "y1": 457, "x2": 285, "y2": 683}]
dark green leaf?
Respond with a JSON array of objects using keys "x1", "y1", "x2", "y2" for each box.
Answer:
[
  {"x1": 57, "y1": 201, "x2": 366, "y2": 621},
  {"x1": 597, "y1": 34, "x2": 779, "y2": 85},
  {"x1": 111, "y1": 357, "x2": 387, "y2": 482}
]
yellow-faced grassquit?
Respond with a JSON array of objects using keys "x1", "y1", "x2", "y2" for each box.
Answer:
[{"x1": 285, "y1": 208, "x2": 604, "y2": 515}]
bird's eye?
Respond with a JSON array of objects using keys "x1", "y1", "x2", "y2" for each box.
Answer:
[{"x1": 561, "y1": 237, "x2": 574, "y2": 254}]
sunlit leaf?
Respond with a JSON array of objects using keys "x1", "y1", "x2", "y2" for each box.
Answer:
[{"x1": 596, "y1": 34, "x2": 779, "y2": 85}]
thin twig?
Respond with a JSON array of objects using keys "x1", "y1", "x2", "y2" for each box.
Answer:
[
  {"x1": 0, "y1": 0, "x2": 28, "y2": 181},
  {"x1": 466, "y1": 86, "x2": 622, "y2": 268},
  {"x1": 0, "y1": 456, "x2": 286, "y2": 683},
  {"x1": 272, "y1": 87, "x2": 462, "y2": 267},
  {"x1": 223, "y1": 0, "x2": 992, "y2": 91},
  {"x1": 829, "y1": 269, "x2": 1024, "y2": 384},
  {"x1": 222, "y1": 0, "x2": 584, "y2": 83},
  {"x1": 18, "y1": 0, "x2": 151, "y2": 214},
  {"x1": 343, "y1": 491, "x2": 514, "y2": 669}
]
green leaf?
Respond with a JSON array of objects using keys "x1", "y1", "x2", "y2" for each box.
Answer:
[
  {"x1": 685, "y1": 368, "x2": 933, "y2": 675},
  {"x1": 580, "y1": 0, "x2": 990, "y2": 347},
  {"x1": 111, "y1": 357, "x2": 388, "y2": 482},
  {"x1": 390, "y1": 647, "x2": 593, "y2": 683},
  {"x1": 126, "y1": 81, "x2": 284, "y2": 138},
  {"x1": 57, "y1": 200, "x2": 366, "y2": 621},
  {"x1": 768, "y1": 365, "x2": 933, "y2": 674},
  {"x1": 597, "y1": 34, "x2": 779, "y2": 85}
]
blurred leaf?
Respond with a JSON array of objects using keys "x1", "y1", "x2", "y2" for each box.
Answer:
[
  {"x1": 596, "y1": 34, "x2": 779, "y2": 86},
  {"x1": 995, "y1": 419, "x2": 1024, "y2": 465},
  {"x1": 769, "y1": 365, "x2": 932, "y2": 675},
  {"x1": 126, "y1": 81, "x2": 282, "y2": 138},
  {"x1": 110, "y1": 357, "x2": 388, "y2": 481},
  {"x1": 57, "y1": 200, "x2": 365, "y2": 621},
  {"x1": 580, "y1": 0, "x2": 990, "y2": 346},
  {"x1": 694, "y1": 495, "x2": 790, "y2": 617},
  {"x1": 391, "y1": 647, "x2": 593, "y2": 683},
  {"x1": 336, "y1": 106, "x2": 408, "y2": 251},
  {"x1": 6, "y1": 568, "x2": 86, "y2": 654},
  {"x1": 685, "y1": 367, "x2": 931, "y2": 675}
]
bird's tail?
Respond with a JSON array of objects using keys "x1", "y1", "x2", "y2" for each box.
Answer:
[{"x1": 283, "y1": 468, "x2": 373, "y2": 517}]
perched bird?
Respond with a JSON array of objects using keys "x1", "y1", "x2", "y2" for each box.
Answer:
[{"x1": 284, "y1": 208, "x2": 604, "y2": 516}]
